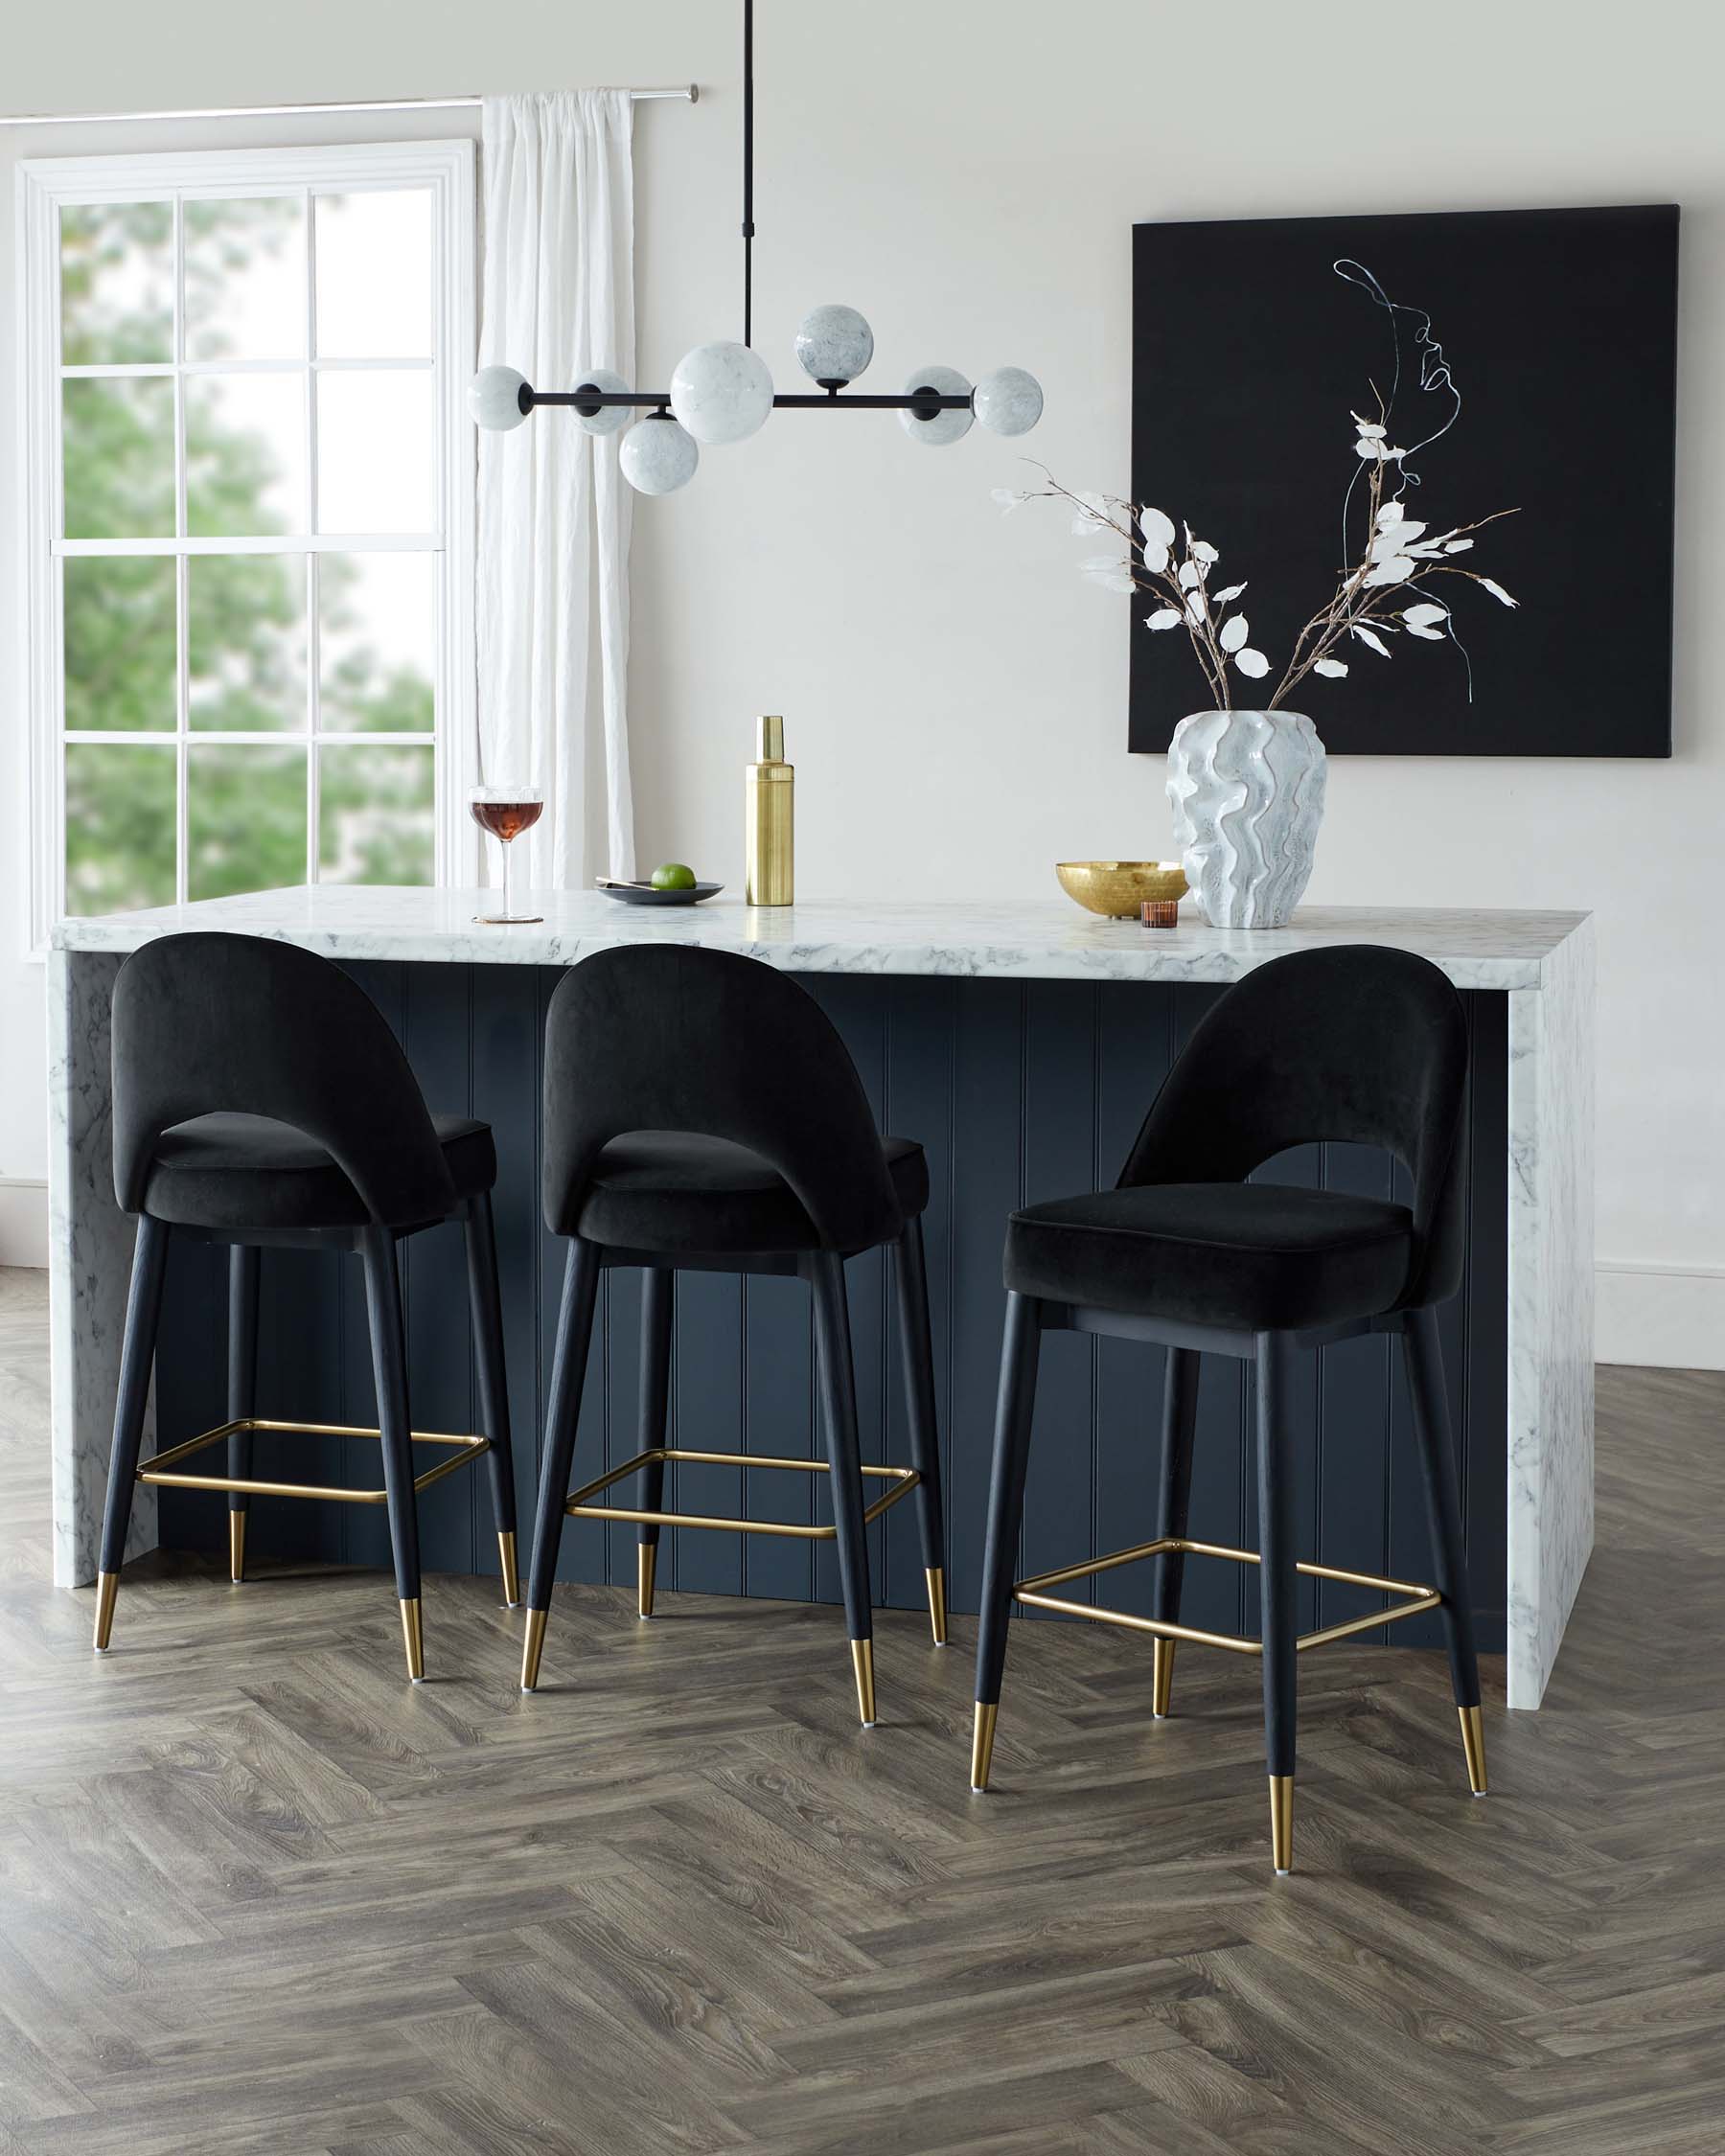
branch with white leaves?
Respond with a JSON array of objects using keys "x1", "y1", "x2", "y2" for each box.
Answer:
[
  {"x1": 999, "y1": 472, "x2": 1273, "y2": 707},
  {"x1": 997, "y1": 275, "x2": 1522, "y2": 721}
]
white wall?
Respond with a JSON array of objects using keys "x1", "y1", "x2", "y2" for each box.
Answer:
[{"x1": 4, "y1": 0, "x2": 1721, "y2": 1365}]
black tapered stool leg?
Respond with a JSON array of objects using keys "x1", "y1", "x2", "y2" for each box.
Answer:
[
  {"x1": 1151, "y1": 1346, "x2": 1200, "y2": 1718},
  {"x1": 1403, "y1": 1304, "x2": 1486, "y2": 1795},
  {"x1": 971, "y1": 1290, "x2": 1043, "y2": 1789},
  {"x1": 893, "y1": 1220, "x2": 948, "y2": 1645},
  {"x1": 1255, "y1": 1331, "x2": 1300, "y2": 1874},
  {"x1": 810, "y1": 1251, "x2": 877, "y2": 1728},
  {"x1": 520, "y1": 1238, "x2": 602, "y2": 1690},
  {"x1": 225, "y1": 1244, "x2": 259, "y2": 1584},
  {"x1": 94, "y1": 1213, "x2": 172, "y2": 1650},
  {"x1": 634, "y1": 1267, "x2": 673, "y2": 1619},
  {"x1": 463, "y1": 1192, "x2": 519, "y2": 1607},
  {"x1": 360, "y1": 1226, "x2": 424, "y2": 1683}
]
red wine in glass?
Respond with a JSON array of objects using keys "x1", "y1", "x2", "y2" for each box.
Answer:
[
  {"x1": 470, "y1": 787, "x2": 544, "y2": 923},
  {"x1": 471, "y1": 797, "x2": 543, "y2": 845}
]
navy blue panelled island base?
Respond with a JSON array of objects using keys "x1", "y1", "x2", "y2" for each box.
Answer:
[{"x1": 47, "y1": 892, "x2": 1595, "y2": 1708}]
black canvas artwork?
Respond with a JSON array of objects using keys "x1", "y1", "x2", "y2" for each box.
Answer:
[{"x1": 1128, "y1": 205, "x2": 1678, "y2": 757}]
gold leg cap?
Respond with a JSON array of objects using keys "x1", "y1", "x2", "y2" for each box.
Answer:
[
  {"x1": 637, "y1": 1542, "x2": 657, "y2": 1621},
  {"x1": 851, "y1": 1637, "x2": 877, "y2": 1728},
  {"x1": 925, "y1": 1566, "x2": 948, "y2": 1647},
  {"x1": 497, "y1": 1530, "x2": 519, "y2": 1609},
  {"x1": 400, "y1": 1596, "x2": 425, "y2": 1684},
  {"x1": 520, "y1": 1606, "x2": 548, "y2": 1692},
  {"x1": 1152, "y1": 1637, "x2": 1176, "y2": 1719},
  {"x1": 93, "y1": 1571, "x2": 119, "y2": 1652},
  {"x1": 970, "y1": 1701, "x2": 999, "y2": 1791},
  {"x1": 229, "y1": 1510, "x2": 247, "y2": 1585},
  {"x1": 1459, "y1": 1703, "x2": 1487, "y2": 1795},
  {"x1": 1269, "y1": 1775, "x2": 1294, "y2": 1875}
]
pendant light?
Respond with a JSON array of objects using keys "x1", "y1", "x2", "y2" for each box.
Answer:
[{"x1": 469, "y1": 0, "x2": 1043, "y2": 492}]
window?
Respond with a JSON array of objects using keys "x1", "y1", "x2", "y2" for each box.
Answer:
[{"x1": 19, "y1": 142, "x2": 474, "y2": 936}]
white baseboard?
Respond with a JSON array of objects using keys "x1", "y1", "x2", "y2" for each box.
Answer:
[
  {"x1": 0, "y1": 1179, "x2": 48, "y2": 1269},
  {"x1": 1596, "y1": 1261, "x2": 1725, "y2": 1371}
]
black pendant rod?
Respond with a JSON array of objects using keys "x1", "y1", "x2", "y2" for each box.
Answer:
[
  {"x1": 742, "y1": 0, "x2": 755, "y2": 347},
  {"x1": 530, "y1": 388, "x2": 969, "y2": 416}
]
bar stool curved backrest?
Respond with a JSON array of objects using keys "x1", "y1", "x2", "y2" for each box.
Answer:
[
  {"x1": 1121, "y1": 943, "x2": 1469, "y2": 1306},
  {"x1": 97, "y1": 931, "x2": 519, "y2": 1680},
  {"x1": 972, "y1": 943, "x2": 1486, "y2": 1875},
  {"x1": 522, "y1": 943, "x2": 949, "y2": 1722},
  {"x1": 112, "y1": 931, "x2": 455, "y2": 1228},
  {"x1": 541, "y1": 943, "x2": 899, "y2": 1253}
]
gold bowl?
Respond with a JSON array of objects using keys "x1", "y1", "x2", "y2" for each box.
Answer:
[{"x1": 1056, "y1": 860, "x2": 1188, "y2": 920}]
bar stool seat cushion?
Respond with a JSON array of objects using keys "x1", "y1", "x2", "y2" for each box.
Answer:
[
  {"x1": 1005, "y1": 1181, "x2": 1414, "y2": 1333},
  {"x1": 575, "y1": 1131, "x2": 929, "y2": 1255},
  {"x1": 142, "y1": 1112, "x2": 496, "y2": 1231}
]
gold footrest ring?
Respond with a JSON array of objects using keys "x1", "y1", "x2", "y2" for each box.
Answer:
[
  {"x1": 133, "y1": 1416, "x2": 492, "y2": 1504},
  {"x1": 1014, "y1": 1535, "x2": 1440, "y2": 1655},
  {"x1": 564, "y1": 1446, "x2": 918, "y2": 1539}
]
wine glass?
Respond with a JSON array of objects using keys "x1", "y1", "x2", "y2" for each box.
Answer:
[{"x1": 470, "y1": 786, "x2": 544, "y2": 925}]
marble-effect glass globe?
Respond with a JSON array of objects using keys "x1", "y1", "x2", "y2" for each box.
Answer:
[
  {"x1": 899, "y1": 366, "x2": 973, "y2": 447},
  {"x1": 973, "y1": 366, "x2": 1044, "y2": 437},
  {"x1": 619, "y1": 414, "x2": 700, "y2": 494},
  {"x1": 572, "y1": 368, "x2": 631, "y2": 436},
  {"x1": 469, "y1": 365, "x2": 530, "y2": 432},
  {"x1": 669, "y1": 340, "x2": 774, "y2": 446},
  {"x1": 794, "y1": 304, "x2": 874, "y2": 386}
]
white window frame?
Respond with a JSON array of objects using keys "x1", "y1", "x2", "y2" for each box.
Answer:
[{"x1": 16, "y1": 138, "x2": 476, "y2": 950}]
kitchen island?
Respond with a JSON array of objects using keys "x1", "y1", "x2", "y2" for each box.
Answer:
[{"x1": 49, "y1": 889, "x2": 1594, "y2": 1708}]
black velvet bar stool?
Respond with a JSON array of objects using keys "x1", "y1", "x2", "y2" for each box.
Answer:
[
  {"x1": 94, "y1": 932, "x2": 519, "y2": 1680},
  {"x1": 971, "y1": 945, "x2": 1484, "y2": 1875},
  {"x1": 520, "y1": 945, "x2": 947, "y2": 1725}
]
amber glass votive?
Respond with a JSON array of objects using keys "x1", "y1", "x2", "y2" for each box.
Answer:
[{"x1": 1140, "y1": 899, "x2": 1180, "y2": 929}]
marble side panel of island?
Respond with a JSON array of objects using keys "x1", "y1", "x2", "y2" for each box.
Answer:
[
  {"x1": 1506, "y1": 912, "x2": 1596, "y2": 1709},
  {"x1": 48, "y1": 947, "x2": 158, "y2": 1588}
]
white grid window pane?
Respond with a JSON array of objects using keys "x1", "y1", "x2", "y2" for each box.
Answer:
[
  {"x1": 315, "y1": 371, "x2": 434, "y2": 533},
  {"x1": 59, "y1": 201, "x2": 172, "y2": 365},
  {"x1": 318, "y1": 552, "x2": 435, "y2": 734},
  {"x1": 65, "y1": 743, "x2": 177, "y2": 915},
  {"x1": 319, "y1": 743, "x2": 434, "y2": 883},
  {"x1": 184, "y1": 196, "x2": 307, "y2": 362},
  {"x1": 62, "y1": 377, "x2": 175, "y2": 539},
  {"x1": 188, "y1": 742, "x2": 309, "y2": 899},
  {"x1": 186, "y1": 373, "x2": 309, "y2": 537},
  {"x1": 315, "y1": 190, "x2": 432, "y2": 358},
  {"x1": 189, "y1": 555, "x2": 308, "y2": 731},
  {"x1": 64, "y1": 556, "x2": 176, "y2": 732}
]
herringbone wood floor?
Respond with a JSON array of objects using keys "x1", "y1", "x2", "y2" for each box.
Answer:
[{"x1": 2, "y1": 1267, "x2": 1721, "y2": 2153}]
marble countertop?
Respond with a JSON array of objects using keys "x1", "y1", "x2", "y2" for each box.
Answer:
[{"x1": 51, "y1": 886, "x2": 1591, "y2": 991}]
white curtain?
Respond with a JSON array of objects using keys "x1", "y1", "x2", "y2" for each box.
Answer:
[{"x1": 476, "y1": 91, "x2": 635, "y2": 887}]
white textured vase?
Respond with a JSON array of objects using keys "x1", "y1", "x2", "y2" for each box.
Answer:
[{"x1": 1166, "y1": 709, "x2": 1327, "y2": 929}]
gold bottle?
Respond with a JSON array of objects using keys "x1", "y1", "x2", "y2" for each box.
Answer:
[{"x1": 745, "y1": 714, "x2": 794, "y2": 906}]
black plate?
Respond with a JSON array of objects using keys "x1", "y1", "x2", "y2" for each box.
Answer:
[{"x1": 597, "y1": 881, "x2": 724, "y2": 907}]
